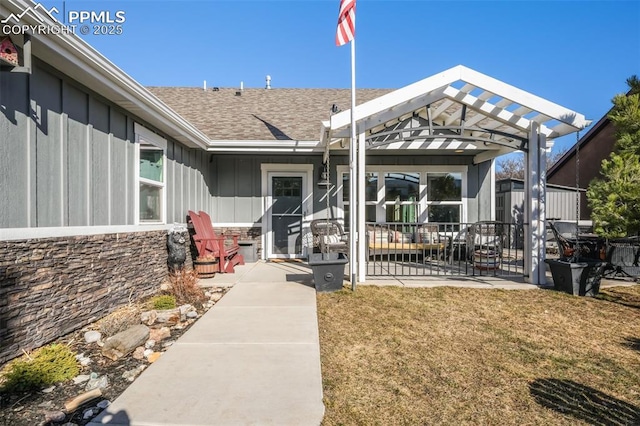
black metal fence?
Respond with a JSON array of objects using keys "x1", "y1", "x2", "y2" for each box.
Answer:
[{"x1": 365, "y1": 221, "x2": 526, "y2": 278}]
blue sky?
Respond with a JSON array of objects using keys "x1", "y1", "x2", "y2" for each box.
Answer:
[{"x1": 41, "y1": 0, "x2": 640, "y2": 154}]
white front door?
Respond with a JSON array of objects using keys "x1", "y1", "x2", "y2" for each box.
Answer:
[{"x1": 263, "y1": 167, "x2": 313, "y2": 259}]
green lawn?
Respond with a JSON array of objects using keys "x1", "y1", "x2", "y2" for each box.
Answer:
[{"x1": 317, "y1": 284, "x2": 640, "y2": 425}]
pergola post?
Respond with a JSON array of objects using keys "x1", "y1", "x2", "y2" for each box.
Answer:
[
  {"x1": 357, "y1": 130, "x2": 367, "y2": 283},
  {"x1": 525, "y1": 122, "x2": 547, "y2": 285}
]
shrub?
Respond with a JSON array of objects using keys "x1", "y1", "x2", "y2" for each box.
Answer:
[
  {"x1": 150, "y1": 294, "x2": 177, "y2": 310},
  {"x1": 168, "y1": 268, "x2": 207, "y2": 307},
  {"x1": 1, "y1": 344, "x2": 79, "y2": 393}
]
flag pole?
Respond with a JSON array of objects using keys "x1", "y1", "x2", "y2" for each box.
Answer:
[{"x1": 349, "y1": 37, "x2": 357, "y2": 291}]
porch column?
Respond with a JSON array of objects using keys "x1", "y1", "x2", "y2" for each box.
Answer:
[
  {"x1": 357, "y1": 130, "x2": 367, "y2": 283},
  {"x1": 525, "y1": 122, "x2": 547, "y2": 285}
]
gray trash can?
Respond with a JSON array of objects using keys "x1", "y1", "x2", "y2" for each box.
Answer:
[{"x1": 308, "y1": 253, "x2": 348, "y2": 292}]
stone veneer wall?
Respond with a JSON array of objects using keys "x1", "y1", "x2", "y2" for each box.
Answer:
[{"x1": 0, "y1": 230, "x2": 169, "y2": 365}]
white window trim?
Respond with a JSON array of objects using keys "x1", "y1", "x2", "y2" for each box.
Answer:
[
  {"x1": 134, "y1": 124, "x2": 167, "y2": 225},
  {"x1": 337, "y1": 165, "x2": 468, "y2": 224}
]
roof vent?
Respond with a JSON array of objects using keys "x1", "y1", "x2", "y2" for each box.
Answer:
[
  {"x1": 203, "y1": 80, "x2": 207, "y2": 91},
  {"x1": 265, "y1": 75, "x2": 271, "y2": 90},
  {"x1": 212, "y1": 87, "x2": 219, "y2": 91}
]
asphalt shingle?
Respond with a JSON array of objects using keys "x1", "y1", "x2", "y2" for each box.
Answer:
[{"x1": 147, "y1": 87, "x2": 392, "y2": 141}]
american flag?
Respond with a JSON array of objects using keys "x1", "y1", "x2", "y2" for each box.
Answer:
[{"x1": 335, "y1": 0, "x2": 355, "y2": 46}]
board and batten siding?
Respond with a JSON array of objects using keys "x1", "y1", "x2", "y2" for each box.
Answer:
[
  {"x1": 0, "y1": 60, "x2": 213, "y2": 231},
  {"x1": 210, "y1": 152, "x2": 493, "y2": 225}
]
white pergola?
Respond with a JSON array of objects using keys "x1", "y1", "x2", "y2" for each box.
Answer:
[{"x1": 320, "y1": 65, "x2": 590, "y2": 286}]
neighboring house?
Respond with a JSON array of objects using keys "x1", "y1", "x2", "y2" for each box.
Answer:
[
  {"x1": 547, "y1": 105, "x2": 617, "y2": 220},
  {"x1": 0, "y1": 0, "x2": 589, "y2": 363}
]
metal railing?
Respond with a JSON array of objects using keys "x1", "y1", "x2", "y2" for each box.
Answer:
[{"x1": 365, "y1": 222, "x2": 526, "y2": 278}]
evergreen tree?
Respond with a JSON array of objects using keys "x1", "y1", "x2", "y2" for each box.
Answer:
[{"x1": 587, "y1": 75, "x2": 640, "y2": 237}]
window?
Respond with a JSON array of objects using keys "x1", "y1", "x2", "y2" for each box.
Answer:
[
  {"x1": 338, "y1": 167, "x2": 466, "y2": 225},
  {"x1": 342, "y1": 173, "x2": 377, "y2": 230},
  {"x1": 426, "y1": 172, "x2": 462, "y2": 223},
  {"x1": 384, "y1": 172, "x2": 419, "y2": 223},
  {"x1": 136, "y1": 124, "x2": 166, "y2": 223}
]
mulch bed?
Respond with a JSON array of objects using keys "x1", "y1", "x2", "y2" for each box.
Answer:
[{"x1": 0, "y1": 288, "x2": 228, "y2": 426}]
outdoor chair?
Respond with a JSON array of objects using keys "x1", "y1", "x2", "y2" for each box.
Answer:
[
  {"x1": 188, "y1": 210, "x2": 244, "y2": 273},
  {"x1": 310, "y1": 219, "x2": 349, "y2": 254},
  {"x1": 548, "y1": 221, "x2": 601, "y2": 260}
]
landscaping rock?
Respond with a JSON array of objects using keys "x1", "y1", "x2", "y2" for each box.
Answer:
[
  {"x1": 149, "y1": 326, "x2": 171, "y2": 342},
  {"x1": 73, "y1": 374, "x2": 91, "y2": 385},
  {"x1": 141, "y1": 310, "x2": 158, "y2": 326},
  {"x1": 132, "y1": 346, "x2": 145, "y2": 360},
  {"x1": 44, "y1": 410, "x2": 66, "y2": 423},
  {"x1": 102, "y1": 324, "x2": 150, "y2": 360},
  {"x1": 77, "y1": 355, "x2": 92, "y2": 366},
  {"x1": 122, "y1": 365, "x2": 146, "y2": 382},
  {"x1": 97, "y1": 400, "x2": 111, "y2": 409},
  {"x1": 83, "y1": 408, "x2": 95, "y2": 419},
  {"x1": 84, "y1": 330, "x2": 102, "y2": 343},
  {"x1": 41, "y1": 386, "x2": 55, "y2": 393},
  {"x1": 155, "y1": 309, "x2": 180, "y2": 325},
  {"x1": 187, "y1": 311, "x2": 198, "y2": 319},
  {"x1": 143, "y1": 348, "x2": 153, "y2": 358},
  {"x1": 85, "y1": 374, "x2": 109, "y2": 391},
  {"x1": 179, "y1": 304, "x2": 194, "y2": 321},
  {"x1": 147, "y1": 352, "x2": 162, "y2": 363}
]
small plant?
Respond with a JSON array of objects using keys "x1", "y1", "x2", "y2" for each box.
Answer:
[
  {"x1": 1, "y1": 343, "x2": 79, "y2": 393},
  {"x1": 150, "y1": 294, "x2": 177, "y2": 310},
  {"x1": 168, "y1": 268, "x2": 207, "y2": 307}
]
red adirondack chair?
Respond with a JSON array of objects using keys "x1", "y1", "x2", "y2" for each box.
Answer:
[{"x1": 188, "y1": 210, "x2": 244, "y2": 273}]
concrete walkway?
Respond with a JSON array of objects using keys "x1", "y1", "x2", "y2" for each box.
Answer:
[{"x1": 88, "y1": 261, "x2": 324, "y2": 426}]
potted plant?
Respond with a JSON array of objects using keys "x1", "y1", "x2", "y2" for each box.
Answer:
[
  {"x1": 308, "y1": 251, "x2": 348, "y2": 292},
  {"x1": 545, "y1": 256, "x2": 607, "y2": 297},
  {"x1": 546, "y1": 221, "x2": 607, "y2": 297}
]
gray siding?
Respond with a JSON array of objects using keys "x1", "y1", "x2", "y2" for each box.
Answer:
[
  {"x1": 0, "y1": 73, "x2": 33, "y2": 227},
  {"x1": 210, "y1": 155, "x2": 315, "y2": 224},
  {"x1": 0, "y1": 60, "x2": 212, "y2": 229},
  {"x1": 210, "y1": 152, "x2": 493, "y2": 224}
]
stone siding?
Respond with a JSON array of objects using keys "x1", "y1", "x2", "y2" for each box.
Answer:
[{"x1": 0, "y1": 231, "x2": 169, "y2": 365}]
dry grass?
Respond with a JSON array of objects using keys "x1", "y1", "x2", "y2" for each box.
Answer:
[
  {"x1": 95, "y1": 304, "x2": 142, "y2": 338},
  {"x1": 317, "y1": 285, "x2": 640, "y2": 425},
  {"x1": 167, "y1": 268, "x2": 207, "y2": 307}
]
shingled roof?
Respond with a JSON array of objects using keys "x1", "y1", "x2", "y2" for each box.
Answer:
[{"x1": 147, "y1": 87, "x2": 392, "y2": 141}]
